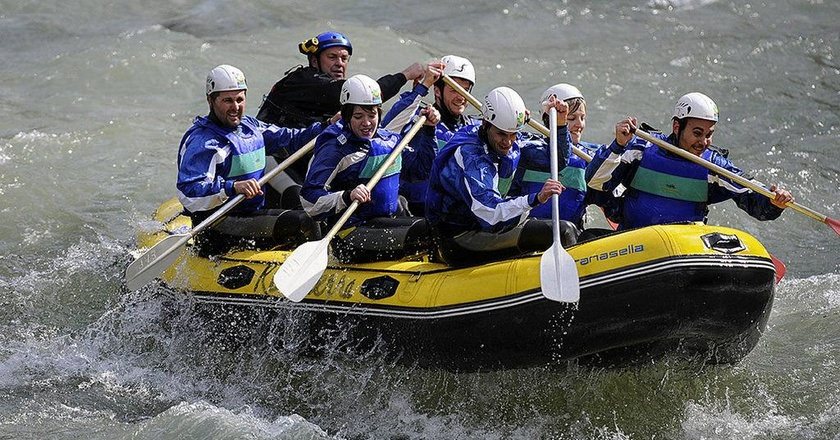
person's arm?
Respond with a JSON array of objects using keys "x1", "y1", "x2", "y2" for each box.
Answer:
[
  {"x1": 255, "y1": 116, "x2": 325, "y2": 157},
  {"x1": 557, "y1": 125, "x2": 572, "y2": 170},
  {"x1": 378, "y1": 61, "x2": 429, "y2": 102},
  {"x1": 176, "y1": 135, "x2": 232, "y2": 213},
  {"x1": 456, "y1": 152, "x2": 537, "y2": 233},
  {"x1": 706, "y1": 151, "x2": 789, "y2": 221},
  {"x1": 400, "y1": 116, "x2": 439, "y2": 184},
  {"x1": 381, "y1": 88, "x2": 426, "y2": 132},
  {"x1": 585, "y1": 117, "x2": 650, "y2": 201},
  {"x1": 299, "y1": 141, "x2": 349, "y2": 221}
]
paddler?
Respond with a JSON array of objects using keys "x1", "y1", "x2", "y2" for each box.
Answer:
[
  {"x1": 425, "y1": 87, "x2": 571, "y2": 266},
  {"x1": 176, "y1": 65, "x2": 330, "y2": 255},
  {"x1": 585, "y1": 92, "x2": 794, "y2": 230}
]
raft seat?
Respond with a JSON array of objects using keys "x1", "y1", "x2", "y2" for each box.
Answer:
[{"x1": 333, "y1": 217, "x2": 433, "y2": 263}]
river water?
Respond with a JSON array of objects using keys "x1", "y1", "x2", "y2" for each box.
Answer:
[{"x1": 1, "y1": 0, "x2": 838, "y2": 438}]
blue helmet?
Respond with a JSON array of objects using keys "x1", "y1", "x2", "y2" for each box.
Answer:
[{"x1": 299, "y1": 31, "x2": 353, "y2": 56}]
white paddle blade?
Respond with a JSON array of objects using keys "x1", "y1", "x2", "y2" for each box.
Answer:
[
  {"x1": 124, "y1": 234, "x2": 190, "y2": 291},
  {"x1": 539, "y1": 242, "x2": 580, "y2": 303},
  {"x1": 274, "y1": 239, "x2": 330, "y2": 302}
]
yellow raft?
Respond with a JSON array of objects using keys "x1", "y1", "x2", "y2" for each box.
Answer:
[{"x1": 136, "y1": 197, "x2": 778, "y2": 368}]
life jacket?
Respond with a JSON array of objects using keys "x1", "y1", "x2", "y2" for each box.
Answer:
[
  {"x1": 514, "y1": 136, "x2": 597, "y2": 227},
  {"x1": 357, "y1": 137, "x2": 402, "y2": 220},
  {"x1": 426, "y1": 124, "x2": 522, "y2": 233},
  {"x1": 256, "y1": 65, "x2": 335, "y2": 128},
  {"x1": 622, "y1": 145, "x2": 709, "y2": 229},
  {"x1": 302, "y1": 123, "x2": 402, "y2": 227},
  {"x1": 180, "y1": 116, "x2": 268, "y2": 213}
]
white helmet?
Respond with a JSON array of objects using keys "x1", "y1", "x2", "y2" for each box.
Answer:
[
  {"x1": 673, "y1": 92, "x2": 719, "y2": 122},
  {"x1": 483, "y1": 87, "x2": 527, "y2": 133},
  {"x1": 539, "y1": 83, "x2": 584, "y2": 116},
  {"x1": 441, "y1": 55, "x2": 476, "y2": 85},
  {"x1": 340, "y1": 74, "x2": 383, "y2": 105},
  {"x1": 206, "y1": 64, "x2": 247, "y2": 95}
]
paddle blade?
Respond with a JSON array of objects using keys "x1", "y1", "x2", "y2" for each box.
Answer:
[
  {"x1": 274, "y1": 239, "x2": 330, "y2": 302},
  {"x1": 124, "y1": 234, "x2": 190, "y2": 291},
  {"x1": 827, "y1": 216, "x2": 840, "y2": 237},
  {"x1": 770, "y1": 254, "x2": 786, "y2": 284},
  {"x1": 539, "y1": 242, "x2": 580, "y2": 303}
]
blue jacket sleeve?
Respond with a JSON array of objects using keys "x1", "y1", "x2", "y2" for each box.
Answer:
[
  {"x1": 257, "y1": 118, "x2": 324, "y2": 157},
  {"x1": 381, "y1": 85, "x2": 428, "y2": 132},
  {"x1": 706, "y1": 152, "x2": 784, "y2": 221},
  {"x1": 299, "y1": 140, "x2": 349, "y2": 221},
  {"x1": 176, "y1": 135, "x2": 234, "y2": 213},
  {"x1": 457, "y1": 152, "x2": 538, "y2": 233}
]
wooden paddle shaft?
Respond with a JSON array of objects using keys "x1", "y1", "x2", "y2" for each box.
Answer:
[
  {"x1": 634, "y1": 129, "x2": 831, "y2": 224},
  {"x1": 323, "y1": 115, "x2": 428, "y2": 240},
  {"x1": 441, "y1": 75, "x2": 592, "y2": 163}
]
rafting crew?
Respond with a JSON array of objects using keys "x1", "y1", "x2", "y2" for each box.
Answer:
[
  {"x1": 255, "y1": 31, "x2": 428, "y2": 209},
  {"x1": 510, "y1": 84, "x2": 606, "y2": 230},
  {"x1": 380, "y1": 55, "x2": 482, "y2": 216},
  {"x1": 585, "y1": 92, "x2": 794, "y2": 230},
  {"x1": 424, "y1": 86, "x2": 574, "y2": 266},
  {"x1": 299, "y1": 74, "x2": 440, "y2": 262},
  {"x1": 176, "y1": 65, "x2": 334, "y2": 255}
]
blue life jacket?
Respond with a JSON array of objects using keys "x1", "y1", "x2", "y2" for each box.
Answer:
[
  {"x1": 300, "y1": 122, "x2": 401, "y2": 227},
  {"x1": 426, "y1": 124, "x2": 533, "y2": 234},
  {"x1": 514, "y1": 133, "x2": 600, "y2": 227},
  {"x1": 622, "y1": 146, "x2": 710, "y2": 229},
  {"x1": 177, "y1": 116, "x2": 268, "y2": 213}
]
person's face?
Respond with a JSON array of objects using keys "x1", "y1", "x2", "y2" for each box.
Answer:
[
  {"x1": 487, "y1": 124, "x2": 517, "y2": 156},
  {"x1": 674, "y1": 117, "x2": 715, "y2": 156},
  {"x1": 317, "y1": 46, "x2": 350, "y2": 79},
  {"x1": 435, "y1": 78, "x2": 472, "y2": 116},
  {"x1": 209, "y1": 90, "x2": 246, "y2": 128},
  {"x1": 567, "y1": 103, "x2": 586, "y2": 145},
  {"x1": 349, "y1": 106, "x2": 379, "y2": 139}
]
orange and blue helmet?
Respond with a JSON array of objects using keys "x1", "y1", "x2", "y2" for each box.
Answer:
[{"x1": 299, "y1": 31, "x2": 353, "y2": 56}]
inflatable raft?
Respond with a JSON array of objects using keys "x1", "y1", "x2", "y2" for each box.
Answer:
[{"x1": 135, "y1": 197, "x2": 778, "y2": 368}]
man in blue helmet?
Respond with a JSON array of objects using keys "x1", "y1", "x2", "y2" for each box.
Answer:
[
  {"x1": 257, "y1": 30, "x2": 425, "y2": 129},
  {"x1": 255, "y1": 31, "x2": 426, "y2": 208}
]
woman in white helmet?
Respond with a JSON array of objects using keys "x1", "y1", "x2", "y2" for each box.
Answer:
[
  {"x1": 176, "y1": 64, "x2": 332, "y2": 254},
  {"x1": 511, "y1": 83, "x2": 607, "y2": 229},
  {"x1": 300, "y1": 74, "x2": 440, "y2": 261},
  {"x1": 425, "y1": 86, "x2": 566, "y2": 266},
  {"x1": 380, "y1": 55, "x2": 481, "y2": 215},
  {"x1": 585, "y1": 92, "x2": 794, "y2": 230}
]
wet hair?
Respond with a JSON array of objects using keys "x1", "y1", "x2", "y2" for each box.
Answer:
[
  {"x1": 673, "y1": 116, "x2": 689, "y2": 133},
  {"x1": 340, "y1": 104, "x2": 382, "y2": 126},
  {"x1": 566, "y1": 97, "x2": 585, "y2": 115},
  {"x1": 541, "y1": 97, "x2": 585, "y2": 127},
  {"x1": 207, "y1": 90, "x2": 246, "y2": 114}
]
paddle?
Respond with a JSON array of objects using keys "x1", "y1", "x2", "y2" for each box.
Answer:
[
  {"x1": 124, "y1": 137, "x2": 318, "y2": 291},
  {"x1": 539, "y1": 107, "x2": 581, "y2": 303},
  {"x1": 633, "y1": 129, "x2": 840, "y2": 237},
  {"x1": 441, "y1": 74, "x2": 593, "y2": 163},
  {"x1": 274, "y1": 115, "x2": 428, "y2": 302},
  {"x1": 443, "y1": 75, "x2": 617, "y2": 229}
]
